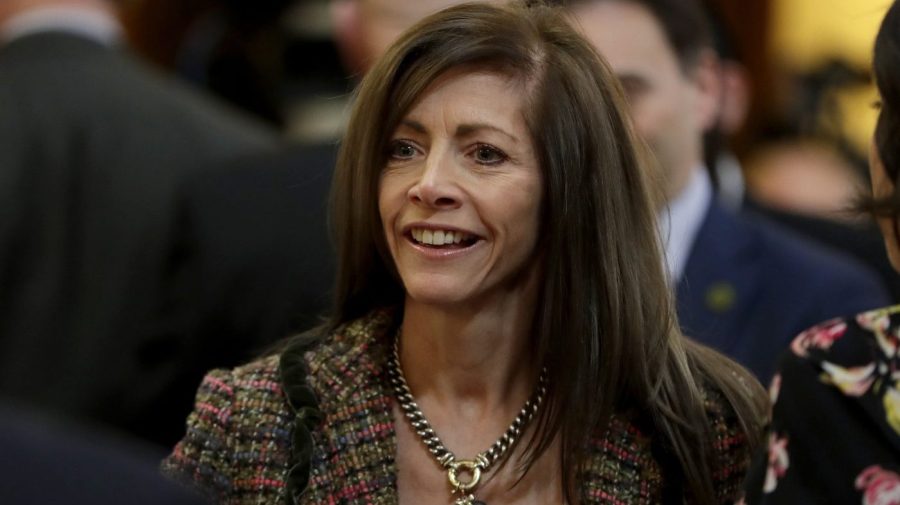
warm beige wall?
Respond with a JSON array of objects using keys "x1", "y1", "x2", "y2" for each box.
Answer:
[
  {"x1": 771, "y1": 0, "x2": 889, "y2": 71},
  {"x1": 770, "y1": 0, "x2": 890, "y2": 154}
]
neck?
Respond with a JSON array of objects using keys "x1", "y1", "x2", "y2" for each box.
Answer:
[
  {"x1": 398, "y1": 260, "x2": 545, "y2": 415},
  {"x1": 400, "y1": 299, "x2": 538, "y2": 408},
  {"x1": 391, "y1": 268, "x2": 561, "y2": 502},
  {"x1": 659, "y1": 158, "x2": 702, "y2": 210}
]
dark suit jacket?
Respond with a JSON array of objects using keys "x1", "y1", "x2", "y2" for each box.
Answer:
[
  {"x1": 0, "y1": 403, "x2": 208, "y2": 505},
  {"x1": 676, "y1": 201, "x2": 889, "y2": 382},
  {"x1": 744, "y1": 197, "x2": 900, "y2": 301},
  {"x1": 0, "y1": 32, "x2": 277, "y2": 446},
  {"x1": 171, "y1": 142, "x2": 336, "y2": 345},
  {"x1": 153, "y1": 144, "x2": 335, "y2": 445}
]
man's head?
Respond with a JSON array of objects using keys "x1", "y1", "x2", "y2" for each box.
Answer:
[
  {"x1": 0, "y1": 0, "x2": 117, "y2": 25},
  {"x1": 331, "y1": 0, "x2": 498, "y2": 77},
  {"x1": 563, "y1": 0, "x2": 721, "y2": 202}
]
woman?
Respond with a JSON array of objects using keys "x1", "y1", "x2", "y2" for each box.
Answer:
[
  {"x1": 743, "y1": 3, "x2": 900, "y2": 504},
  {"x1": 164, "y1": 2, "x2": 766, "y2": 504}
]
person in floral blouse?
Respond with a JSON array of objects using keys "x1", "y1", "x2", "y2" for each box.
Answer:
[{"x1": 743, "y1": 2, "x2": 900, "y2": 503}]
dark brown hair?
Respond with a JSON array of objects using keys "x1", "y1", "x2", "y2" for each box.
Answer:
[
  {"x1": 860, "y1": 0, "x2": 900, "y2": 217},
  {"x1": 328, "y1": 2, "x2": 765, "y2": 503}
]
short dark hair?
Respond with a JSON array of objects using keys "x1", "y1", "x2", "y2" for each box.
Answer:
[{"x1": 552, "y1": 0, "x2": 713, "y2": 69}]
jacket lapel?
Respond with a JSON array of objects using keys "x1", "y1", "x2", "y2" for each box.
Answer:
[
  {"x1": 676, "y1": 201, "x2": 763, "y2": 355},
  {"x1": 298, "y1": 311, "x2": 400, "y2": 504}
]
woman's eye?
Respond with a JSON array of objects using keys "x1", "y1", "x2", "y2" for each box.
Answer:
[
  {"x1": 388, "y1": 141, "x2": 417, "y2": 160},
  {"x1": 473, "y1": 144, "x2": 507, "y2": 165}
]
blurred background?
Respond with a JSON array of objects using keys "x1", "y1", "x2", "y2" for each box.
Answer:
[
  {"x1": 118, "y1": 0, "x2": 891, "y2": 222},
  {"x1": 0, "y1": 0, "x2": 894, "y2": 463}
]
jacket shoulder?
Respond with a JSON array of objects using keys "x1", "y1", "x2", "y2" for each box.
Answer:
[
  {"x1": 162, "y1": 355, "x2": 293, "y2": 504},
  {"x1": 582, "y1": 414, "x2": 664, "y2": 504},
  {"x1": 584, "y1": 385, "x2": 753, "y2": 504},
  {"x1": 749, "y1": 213, "x2": 886, "y2": 305}
]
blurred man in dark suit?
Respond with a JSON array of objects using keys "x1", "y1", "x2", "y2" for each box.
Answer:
[
  {"x1": 0, "y1": 403, "x2": 208, "y2": 505},
  {"x1": 699, "y1": 1, "x2": 900, "y2": 301},
  {"x1": 169, "y1": 143, "x2": 336, "y2": 352},
  {"x1": 560, "y1": 0, "x2": 888, "y2": 381},
  {"x1": 0, "y1": 0, "x2": 277, "y2": 447}
]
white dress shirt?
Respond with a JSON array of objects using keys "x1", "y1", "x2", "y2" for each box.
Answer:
[
  {"x1": 1, "y1": 6, "x2": 121, "y2": 45},
  {"x1": 657, "y1": 167, "x2": 713, "y2": 283}
]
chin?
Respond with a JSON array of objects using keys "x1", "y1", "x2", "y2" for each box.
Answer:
[
  {"x1": 405, "y1": 290, "x2": 471, "y2": 308},
  {"x1": 402, "y1": 280, "x2": 472, "y2": 307}
]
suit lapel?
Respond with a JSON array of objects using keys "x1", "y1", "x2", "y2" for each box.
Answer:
[
  {"x1": 300, "y1": 311, "x2": 400, "y2": 504},
  {"x1": 676, "y1": 201, "x2": 763, "y2": 354}
]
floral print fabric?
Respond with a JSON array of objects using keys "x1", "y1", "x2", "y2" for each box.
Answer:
[{"x1": 743, "y1": 305, "x2": 900, "y2": 504}]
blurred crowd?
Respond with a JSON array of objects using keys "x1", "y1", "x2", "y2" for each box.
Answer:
[{"x1": 0, "y1": 0, "x2": 896, "y2": 503}]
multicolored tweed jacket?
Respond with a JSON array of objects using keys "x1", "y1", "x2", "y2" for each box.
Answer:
[{"x1": 162, "y1": 310, "x2": 751, "y2": 504}]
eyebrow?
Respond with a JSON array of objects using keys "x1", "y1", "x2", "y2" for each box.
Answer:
[
  {"x1": 400, "y1": 119, "x2": 428, "y2": 134},
  {"x1": 399, "y1": 119, "x2": 520, "y2": 144},
  {"x1": 457, "y1": 123, "x2": 519, "y2": 144}
]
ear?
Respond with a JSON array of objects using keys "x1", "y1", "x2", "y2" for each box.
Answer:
[
  {"x1": 330, "y1": 0, "x2": 366, "y2": 77},
  {"x1": 688, "y1": 49, "x2": 723, "y2": 133},
  {"x1": 718, "y1": 61, "x2": 751, "y2": 136}
]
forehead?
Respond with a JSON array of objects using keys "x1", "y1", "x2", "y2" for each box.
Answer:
[
  {"x1": 571, "y1": 0, "x2": 681, "y2": 77},
  {"x1": 400, "y1": 70, "x2": 528, "y2": 132},
  {"x1": 408, "y1": 69, "x2": 524, "y2": 111}
]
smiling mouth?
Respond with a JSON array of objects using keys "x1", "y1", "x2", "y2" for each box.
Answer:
[{"x1": 407, "y1": 228, "x2": 481, "y2": 249}]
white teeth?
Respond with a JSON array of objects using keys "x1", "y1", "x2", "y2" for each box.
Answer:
[{"x1": 410, "y1": 228, "x2": 474, "y2": 246}]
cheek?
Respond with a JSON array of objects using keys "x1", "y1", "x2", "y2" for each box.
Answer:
[
  {"x1": 503, "y1": 187, "x2": 543, "y2": 248},
  {"x1": 876, "y1": 215, "x2": 900, "y2": 272},
  {"x1": 377, "y1": 177, "x2": 401, "y2": 244},
  {"x1": 868, "y1": 143, "x2": 900, "y2": 271},
  {"x1": 628, "y1": 99, "x2": 656, "y2": 140},
  {"x1": 869, "y1": 152, "x2": 894, "y2": 200},
  {"x1": 632, "y1": 93, "x2": 676, "y2": 145}
]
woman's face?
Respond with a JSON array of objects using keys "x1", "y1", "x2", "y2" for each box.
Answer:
[
  {"x1": 869, "y1": 136, "x2": 900, "y2": 272},
  {"x1": 378, "y1": 69, "x2": 543, "y2": 308}
]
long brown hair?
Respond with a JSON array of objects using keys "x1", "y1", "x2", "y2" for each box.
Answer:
[{"x1": 328, "y1": 2, "x2": 766, "y2": 503}]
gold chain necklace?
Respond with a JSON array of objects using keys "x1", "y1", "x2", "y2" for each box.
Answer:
[{"x1": 387, "y1": 330, "x2": 549, "y2": 505}]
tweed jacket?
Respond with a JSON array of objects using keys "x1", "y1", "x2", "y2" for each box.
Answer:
[{"x1": 163, "y1": 311, "x2": 752, "y2": 504}]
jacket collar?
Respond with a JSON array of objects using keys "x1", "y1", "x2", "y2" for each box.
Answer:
[{"x1": 280, "y1": 310, "x2": 662, "y2": 503}]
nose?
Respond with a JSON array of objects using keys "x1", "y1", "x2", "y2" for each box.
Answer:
[{"x1": 407, "y1": 150, "x2": 463, "y2": 209}]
